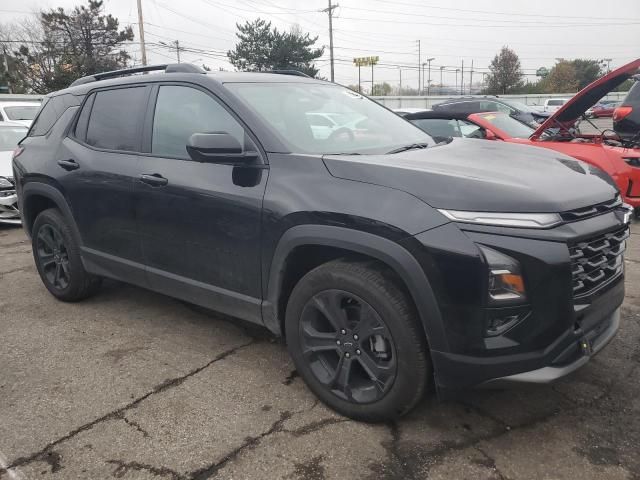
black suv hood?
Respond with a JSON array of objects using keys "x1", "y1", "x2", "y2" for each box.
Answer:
[{"x1": 323, "y1": 139, "x2": 618, "y2": 213}]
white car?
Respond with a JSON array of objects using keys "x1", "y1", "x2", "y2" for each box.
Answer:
[
  {"x1": 306, "y1": 112, "x2": 366, "y2": 140},
  {"x1": 0, "y1": 122, "x2": 27, "y2": 224},
  {"x1": 543, "y1": 98, "x2": 569, "y2": 113},
  {"x1": 0, "y1": 101, "x2": 41, "y2": 127}
]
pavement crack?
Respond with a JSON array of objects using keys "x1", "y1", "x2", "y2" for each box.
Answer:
[
  {"x1": 119, "y1": 413, "x2": 150, "y2": 438},
  {"x1": 107, "y1": 460, "x2": 186, "y2": 480},
  {"x1": 474, "y1": 446, "x2": 510, "y2": 480},
  {"x1": 190, "y1": 410, "x2": 293, "y2": 480},
  {"x1": 1, "y1": 340, "x2": 254, "y2": 475},
  {"x1": 287, "y1": 417, "x2": 349, "y2": 437},
  {"x1": 0, "y1": 267, "x2": 31, "y2": 277}
]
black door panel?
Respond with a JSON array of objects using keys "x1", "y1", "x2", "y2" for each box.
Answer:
[{"x1": 136, "y1": 83, "x2": 267, "y2": 300}]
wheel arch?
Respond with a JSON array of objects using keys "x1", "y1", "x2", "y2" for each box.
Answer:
[
  {"x1": 263, "y1": 225, "x2": 448, "y2": 352},
  {"x1": 21, "y1": 182, "x2": 80, "y2": 244}
]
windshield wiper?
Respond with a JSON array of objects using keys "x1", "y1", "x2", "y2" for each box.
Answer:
[{"x1": 386, "y1": 143, "x2": 429, "y2": 154}]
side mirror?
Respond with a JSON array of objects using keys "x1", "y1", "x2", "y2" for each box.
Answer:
[
  {"x1": 484, "y1": 129, "x2": 498, "y2": 140},
  {"x1": 186, "y1": 132, "x2": 258, "y2": 164}
]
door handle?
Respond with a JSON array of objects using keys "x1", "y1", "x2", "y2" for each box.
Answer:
[
  {"x1": 139, "y1": 173, "x2": 168, "y2": 187},
  {"x1": 57, "y1": 159, "x2": 80, "y2": 171}
]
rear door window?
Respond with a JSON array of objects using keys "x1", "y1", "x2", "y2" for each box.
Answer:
[{"x1": 86, "y1": 87, "x2": 148, "y2": 152}]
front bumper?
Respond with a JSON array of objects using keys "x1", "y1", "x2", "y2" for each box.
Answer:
[
  {"x1": 481, "y1": 307, "x2": 619, "y2": 386},
  {"x1": 431, "y1": 273, "x2": 624, "y2": 391},
  {"x1": 0, "y1": 192, "x2": 21, "y2": 224}
]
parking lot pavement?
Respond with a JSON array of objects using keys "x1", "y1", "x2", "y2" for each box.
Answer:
[
  {"x1": 1, "y1": 222, "x2": 639, "y2": 480},
  {"x1": 578, "y1": 117, "x2": 613, "y2": 134}
]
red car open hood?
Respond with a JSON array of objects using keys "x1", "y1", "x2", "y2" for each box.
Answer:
[{"x1": 531, "y1": 58, "x2": 640, "y2": 140}]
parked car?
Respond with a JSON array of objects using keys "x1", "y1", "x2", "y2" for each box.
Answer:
[
  {"x1": 586, "y1": 100, "x2": 620, "y2": 118},
  {"x1": 0, "y1": 101, "x2": 41, "y2": 127},
  {"x1": 432, "y1": 96, "x2": 550, "y2": 127},
  {"x1": 0, "y1": 122, "x2": 27, "y2": 224},
  {"x1": 305, "y1": 112, "x2": 366, "y2": 140},
  {"x1": 392, "y1": 107, "x2": 429, "y2": 116},
  {"x1": 543, "y1": 98, "x2": 569, "y2": 113},
  {"x1": 406, "y1": 59, "x2": 640, "y2": 212},
  {"x1": 14, "y1": 64, "x2": 628, "y2": 421},
  {"x1": 614, "y1": 76, "x2": 640, "y2": 144}
]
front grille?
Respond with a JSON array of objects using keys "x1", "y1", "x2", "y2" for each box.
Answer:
[
  {"x1": 560, "y1": 196, "x2": 621, "y2": 222},
  {"x1": 569, "y1": 226, "x2": 628, "y2": 297}
]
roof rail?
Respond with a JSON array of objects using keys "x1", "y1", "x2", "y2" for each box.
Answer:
[
  {"x1": 267, "y1": 69, "x2": 311, "y2": 78},
  {"x1": 70, "y1": 63, "x2": 206, "y2": 87}
]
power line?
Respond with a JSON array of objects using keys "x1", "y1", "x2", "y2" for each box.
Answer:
[{"x1": 364, "y1": 0, "x2": 640, "y2": 22}]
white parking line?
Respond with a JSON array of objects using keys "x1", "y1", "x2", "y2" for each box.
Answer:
[{"x1": 0, "y1": 451, "x2": 25, "y2": 480}]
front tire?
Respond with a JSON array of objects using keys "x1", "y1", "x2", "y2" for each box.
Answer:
[
  {"x1": 285, "y1": 259, "x2": 430, "y2": 422},
  {"x1": 32, "y1": 208, "x2": 101, "y2": 301}
]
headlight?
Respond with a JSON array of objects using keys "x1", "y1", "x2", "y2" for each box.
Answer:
[
  {"x1": 438, "y1": 209, "x2": 561, "y2": 229},
  {"x1": 479, "y1": 245, "x2": 526, "y2": 304},
  {"x1": 0, "y1": 177, "x2": 12, "y2": 188}
]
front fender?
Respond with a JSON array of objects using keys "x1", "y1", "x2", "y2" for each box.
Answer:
[{"x1": 262, "y1": 224, "x2": 448, "y2": 352}]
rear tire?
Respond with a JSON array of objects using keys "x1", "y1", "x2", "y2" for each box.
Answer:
[
  {"x1": 285, "y1": 259, "x2": 430, "y2": 422},
  {"x1": 32, "y1": 208, "x2": 101, "y2": 301}
]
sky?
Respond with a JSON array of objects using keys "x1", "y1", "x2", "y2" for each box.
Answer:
[{"x1": 1, "y1": 0, "x2": 639, "y2": 92}]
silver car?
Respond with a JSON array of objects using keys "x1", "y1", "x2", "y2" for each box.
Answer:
[{"x1": 0, "y1": 122, "x2": 28, "y2": 224}]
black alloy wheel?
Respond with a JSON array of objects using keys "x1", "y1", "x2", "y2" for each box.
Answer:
[
  {"x1": 286, "y1": 259, "x2": 430, "y2": 422},
  {"x1": 32, "y1": 208, "x2": 102, "y2": 301},
  {"x1": 299, "y1": 289, "x2": 397, "y2": 404},
  {"x1": 36, "y1": 223, "x2": 71, "y2": 290}
]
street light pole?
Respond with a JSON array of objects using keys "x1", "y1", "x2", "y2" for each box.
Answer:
[{"x1": 426, "y1": 57, "x2": 434, "y2": 96}]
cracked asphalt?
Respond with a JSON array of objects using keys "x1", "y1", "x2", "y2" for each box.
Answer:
[{"x1": 1, "y1": 219, "x2": 639, "y2": 480}]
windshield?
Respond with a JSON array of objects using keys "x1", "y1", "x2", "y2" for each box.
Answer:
[
  {"x1": 477, "y1": 113, "x2": 535, "y2": 139},
  {"x1": 225, "y1": 82, "x2": 433, "y2": 154},
  {"x1": 4, "y1": 105, "x2": 39, "y2": 121},
  {"x1": 0, "y1": 126, "x2": 28, "y2": 150},
  {"x1": 500, "y1": 99, "x2": 538, "y2": 113}
]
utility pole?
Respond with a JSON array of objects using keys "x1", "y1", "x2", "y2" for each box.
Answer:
[
  {"x1": 136, "y1": 0, "x2": 147, "y2": 66},
  {"x1": 398, "y1": 67, "x2": 402, "y2": 95},
  {"x1": 461, "y1": 60, "x2": 464, "y2": 95},
  {"x1": 426, "y1": 57, "x2": 434, "y2": 96},
  {"x1": 421, "y1": 63, "x2": 425, "y2": 93},
  {"x1": 455, "y1": 68, "x2": 460, "y2": 93},
  {"x1": 322, "y1": 0, "x2": 339, "y2": 82},
  {"x1": 160, "y1": 40, "x2": 182, "y2": 63},
  {"x1": 469, "y1": 60, "x2": 473, "y2": 94},
  {"x1": 440, "y1": 65, "x2": 445, "y2": 91},
  {"x1": 417, "y1": 40, "x2": 421, "y2": 95}
]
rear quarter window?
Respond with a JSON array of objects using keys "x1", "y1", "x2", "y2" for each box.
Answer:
[{"x1": 29, "y1": 95, "x2": 81, "y2": 137}]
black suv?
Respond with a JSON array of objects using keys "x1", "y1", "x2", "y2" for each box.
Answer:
[
  {"x1": 614, "y1": 76, "x2": 640, "y2": 145},
  {"x1": 13, "y1": 64, "x2": 630, "y2": 421},
  {"x1": 433, "y1": 96, "x2": 549, "y2": 127}
]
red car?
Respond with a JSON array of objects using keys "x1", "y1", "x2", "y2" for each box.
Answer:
[
  {"x1": 588, "y1": 100, "x2": 621, "y2": 118},
  {"x1": 407, "y1": 58, "x2": 640, "y2": 210}
]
